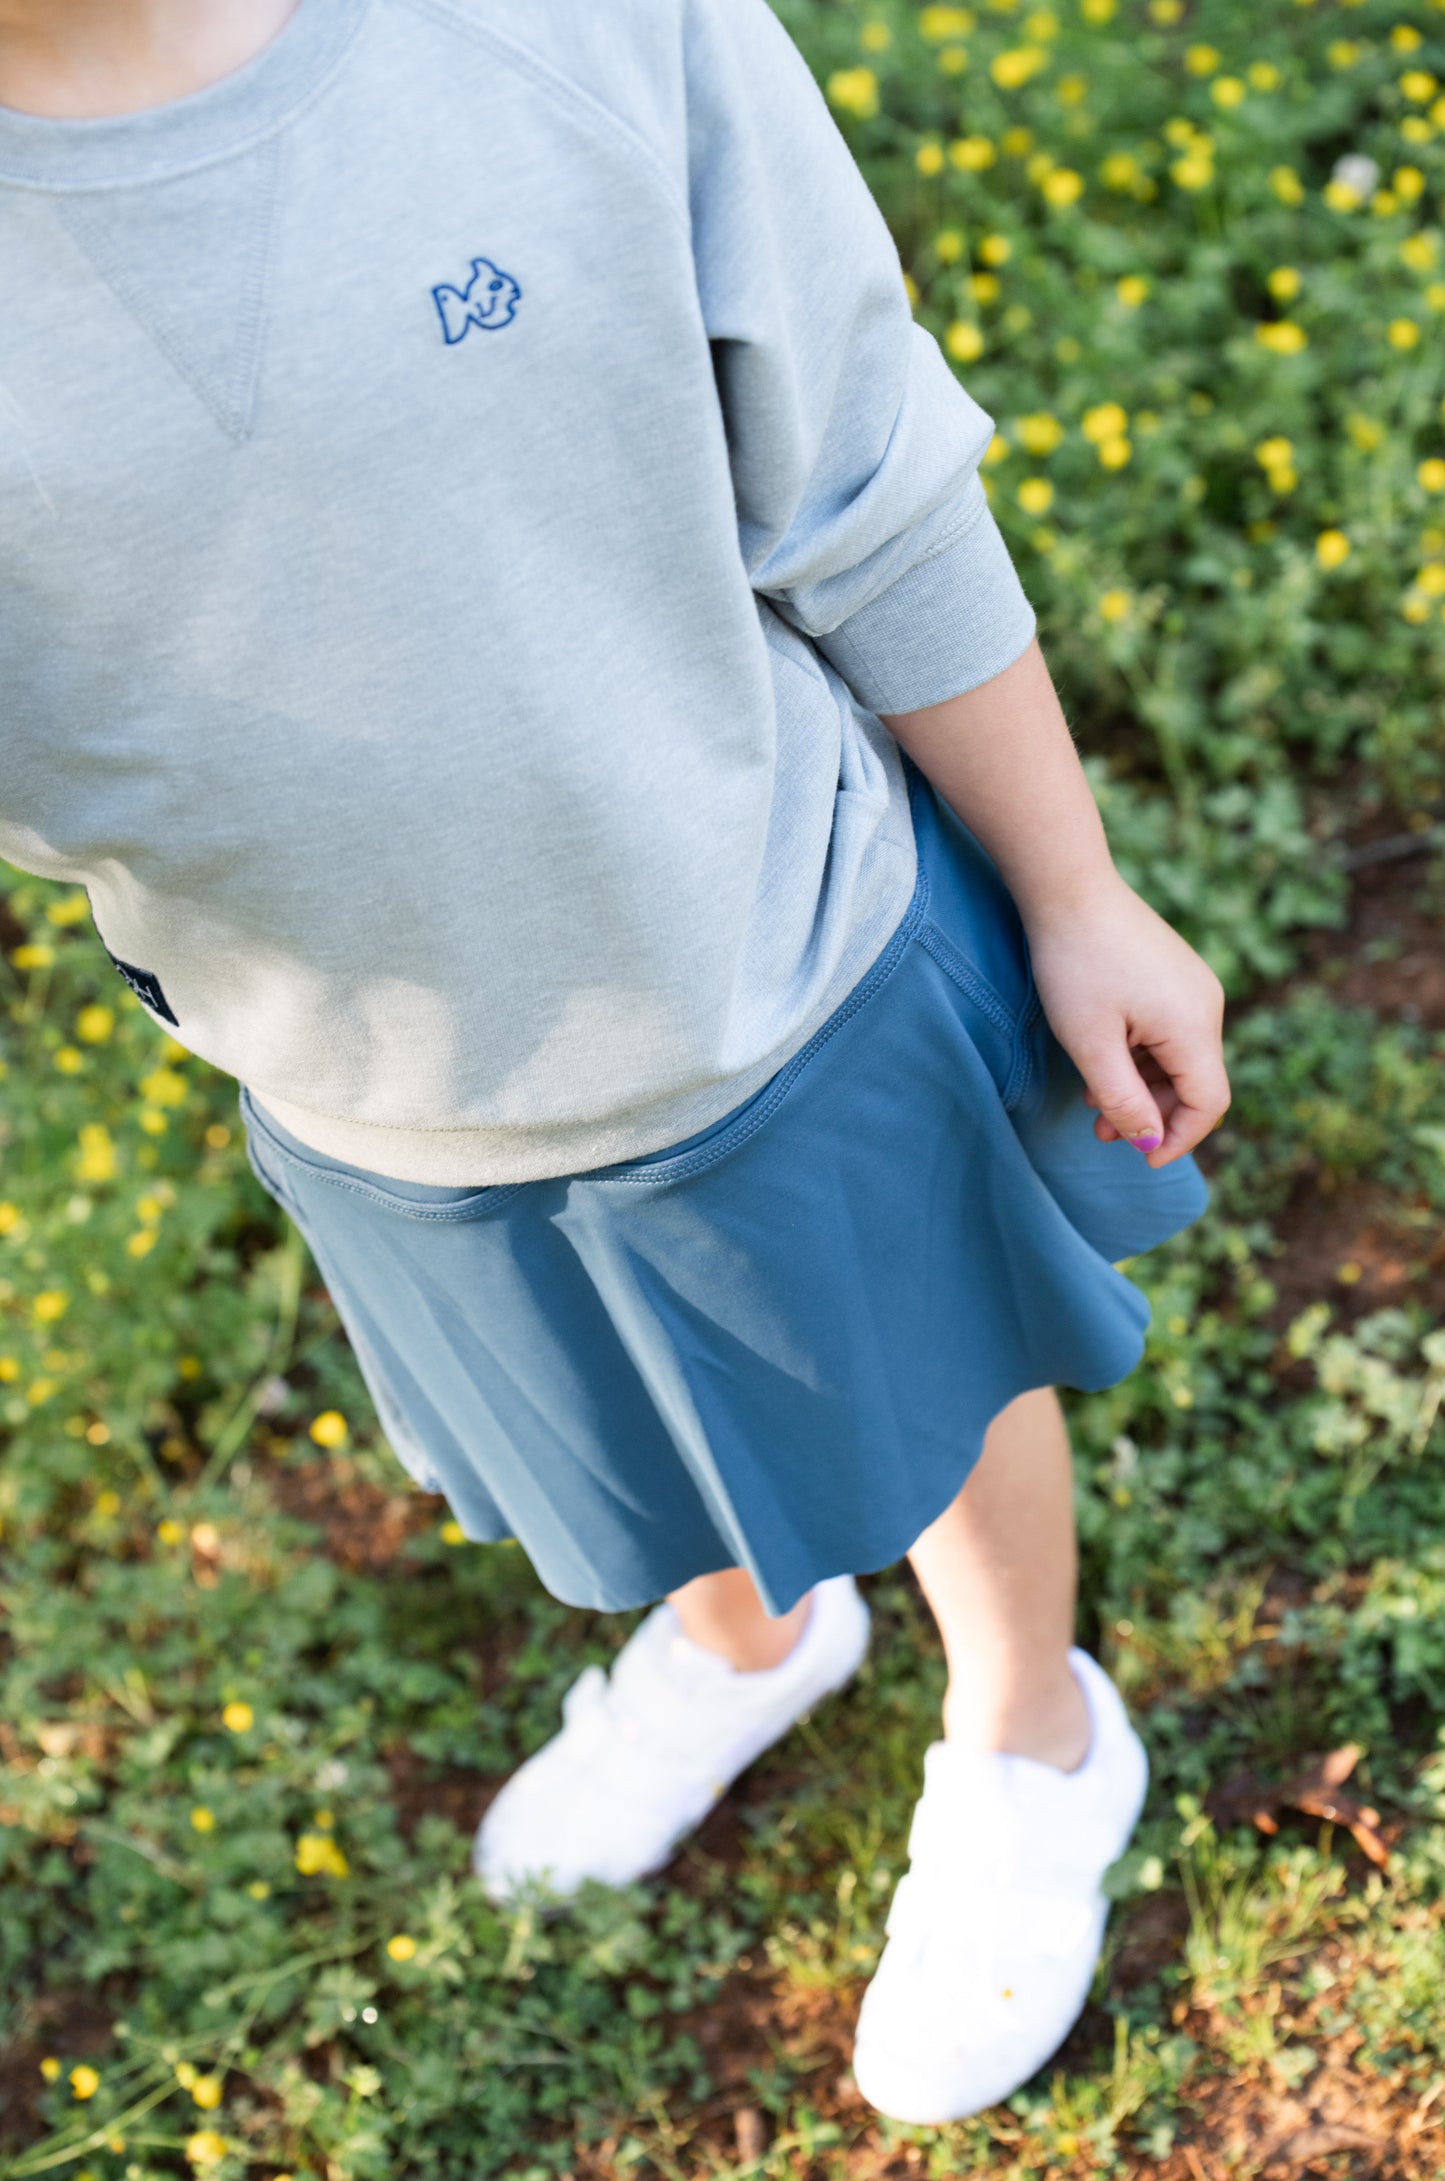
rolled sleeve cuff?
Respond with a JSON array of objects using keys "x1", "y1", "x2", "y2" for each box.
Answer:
[{"x1": 813, "y1": 479, "x2": 1037, "y2": 717}]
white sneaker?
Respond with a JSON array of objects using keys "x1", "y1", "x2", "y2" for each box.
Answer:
[
  {"x1": 473, "y1": 1574, "x2": 871, "y2": 1904},
  {"x1": 851, "y1": 1646, "x2": 1148, "y2": 2126}
]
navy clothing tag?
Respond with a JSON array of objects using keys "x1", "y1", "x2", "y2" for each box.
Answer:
[{"x1": 104, "y1": 946, "x2": 179, "y2": 1026}]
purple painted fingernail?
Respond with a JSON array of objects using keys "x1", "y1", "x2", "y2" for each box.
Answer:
[{"x1": 1130, "y1": 1133, "x2": 1162, "y2": 1151}]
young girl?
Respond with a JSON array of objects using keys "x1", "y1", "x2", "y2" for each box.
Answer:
[{"x1": 0, "y1": 0, "x2": 1227, "y2": 2127}]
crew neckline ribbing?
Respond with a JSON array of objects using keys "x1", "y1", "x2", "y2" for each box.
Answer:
[{"x1": 0, "y1": 0, "x2": 372, "y2": 189}]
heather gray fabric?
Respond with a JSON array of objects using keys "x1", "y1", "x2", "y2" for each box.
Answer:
[{"x1": 0, "y1": 0, "x2": 1037, "y2": 1183}]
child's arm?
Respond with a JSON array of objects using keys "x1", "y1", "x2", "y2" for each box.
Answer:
[{"x1": 879, "y1": 638, "x2": 1229, "y2": 1169}]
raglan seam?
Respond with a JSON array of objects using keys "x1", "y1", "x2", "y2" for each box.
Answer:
[{"x1": 397, "y1": 0, "x2": 692, "y2": 244}]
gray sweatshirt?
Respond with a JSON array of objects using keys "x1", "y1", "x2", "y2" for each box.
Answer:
[{"x1": 0, "y1": 0, "x2": 1036, "y2": 1182}]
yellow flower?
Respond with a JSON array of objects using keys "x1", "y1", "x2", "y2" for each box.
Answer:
[
  {"x1": 11, "y1": 943, "x2": 53, "y2": 970},
  {"x1": 1416, "y1": 561, "x2": 1445, "y2": 595},
  {"x1": 0, "y1": 1357, "x2": 18, "y2": 1382},
  {"x1": 1316, "y1": 529, "x2": 1351, "y2": 568},
  {"x1": 1056, "y1": 72, "x2": 1089, "y2": 104},
  {"x1": 902, "y1": 271, "x2": 920, "y2": 307},
  {"x1": 1115, "y1": 274, "x2": 1149, "y2": 308},
  {"x1": 948, "y1": 133, "x2": 996, "y2": 169},
  {"x1": 1018, "y1": 412, "x2": 1065, "y2": 454},
  {"x1": 944, "y1": 321, "x2": 985, "y2": 361},
  {"x1": 174, "y1": 2063, "x2": 198, "y2": 2090},
  {"x1": 39, "y1": 2058, "x2": 62, "y2": 2082},
  {"x1": 1327, "y1": 40, "x2": 1361, "y2": 69},
  {"x1": 309, "y1": 1409, "x2": 349, "y2": 1449},
  {"x1": 991, "y1": 44, "x2": 1048, "y2": 86},
  {"x1": 1025, "y1": 7, "x2": 1059, "y2": 36},
  {"x1": 1373, "y1": 189, "x2": 1400, "y2": 216},
  {"x1": 1170, "y1": 154, "x2": 1214, "y2": 190},
  {"x1": 191, "y1": 1806, "x2": 216, "y2": 1833},
  {"x1": 1081, "y1": 0, "x2": 1115, "y2": 21},
  {"x1": 1017, "y1": 477, "x2": 1054, "y2": 514},
  {"x1": 1185, "y1": 43, "x2": 1220, "y2": 74},
  {"x1": 1255, "y1": 435, "x2": 1293, "y2": 468},
  {"x1": 54, "y1": 1045, "x2": 83, "y2": 1075},
  {"x1": 28, "y1": 1378, "x2": 57, "y2": 1406},
  {"x1": 860, "y1": 20, "x2": 892, "y2": 52},
  {"x1": 1267, "y1": 266, "x2": 1301, "y2": 300},
  {"x1": 46, "y1": 890, "x2": 90, "y2": 928},
  {"x1": 979, "y1": 232, "x2": 1013, "y2": 265},
  {"x1": 247, "y1": 1878, "x2": 272, "y2": 1898},
  {"x1": 1270, "y1": 165, "x2": 1304, "y2": 205},
  {"x1": 1419, "y1": 457, "x2": 1445, "y2": 492},
  {"x1": 1388, "y1": 317, "x2": 1421, "y2": 348},
  {"x1": 1346, "y1": 413, "x2": 1384, "y2": 450},
  {"x1": 1097, "y1": 435, "x2": 1132, "y2": 468},
  {"x1": 1255, "y1": 321, "x2": 1307, "y2": 353},
  {"x1": 825, "y1": 67, "x2": 879, "y2": 120},
  {"x1": 1401, "y1": 233, "x2": 1440, "y2": 274},
  {"x1": 1082, "y1": 401, "x2": 1128, "y2": 443},
  {"x1": 916, "y1": 139, "x2": 946, "y2": 175},
  {"x1": 1149, "y1": 0, "x2": 1182, "y2": 19},
  {"x1": 1099, "y1": 151, "x2": 1142, "y2": 191},
  {"x1": 70, "y1": 2067, "x2": 100, "y2": 2100},
  {"x1": 75, "y1": 1124, "x2": 118, "y2": 1184},
  {"x1": 0, "y1": 1203, "x2": 19, "y2": 1236},
  {"x1": 1393, "y1": 23, "x2": 1423, "y2": 50},
  {"x1": 440, "y1": 1518, "x2": 467, "y2": 1545},
  {"x1": 387, "y1": 1934, "x2": 419, "y2": 1961},
  {"x1": 1394, "y1": 166, "x2": 1427, "y2": 203},
  {"x1": 157, "y1": 1518, "x2": 186, "y2": 1546},
  {"x1": 185, "y1": 2132, "x2": 229, "y2": 2168},
  {"x1": 1099, "y1": 588, "x2": 1132, "y2": 622},
  {"x1": 1401, "y1": 114, "x2": 1433, "y2": 142},
  {"x1": 971, "y1": 271, "x2": 1000, "y2": 301},
  {"x1": 935, "y1": 228, "x2": 964, "y2": 262},
  {"x1": 1041, "y1": 166, "x2": 1084, "y2": 206},
  {"x1": 1001, "y1": 126, "x2": 1034, "y2": 156},
  {"x1": 139, "y1": 1066, "x2": 187, "y2": 1107},
  {"x1": 191, "y1": 2076, "x2": 223, "y2": 2111},
  {"x1": 294, "y1": 1832, "x2": 350, "y2": 1878},
  {"x1": 1402, "y1": 592, "x2": 1431, "y2": 622},
  {"x1": 919, "y1": 4, "x2": 976, "y2": 35},
  {"x1": 222, "y1": 1701, "x2": 254, "y2": 1734},
  {"x1": 1323, "y1": 179, "x2": 1362, "y2": 211},
  {"x1": 1210, "y1": 75, "x2": 1246, "y2": 107},
  {"x1": 94, "y1": 1489, "x2": 121, "y2": 1518},
  {"x1": 138, "y1": 1107, "x2": 168, "y2": 1136},
  {"x1": 1400, "y1": 70, "x2": 1439, "y2": 103},
  {"x1": 126, "y1": 1229, "x2": 158, "y2": 1259},
  {"x1": 33, "y1": 1290, "x2": 69, "y2": 1324},
  {"x1": 1248, "y1": 61, "x2": 1281, "y2": 90}
]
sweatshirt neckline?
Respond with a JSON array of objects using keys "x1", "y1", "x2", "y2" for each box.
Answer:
[{"x1": 0, "y1": 0, "x2": 372, "y2": 189}]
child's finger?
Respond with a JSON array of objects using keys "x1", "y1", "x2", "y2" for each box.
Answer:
[
  {"x1": 1077, "y1": 1040, "x2": 1166, "y2": 1155},
  {"x1": 1145, "y1": 1048, "x2": 1231, "y2": 1163}
]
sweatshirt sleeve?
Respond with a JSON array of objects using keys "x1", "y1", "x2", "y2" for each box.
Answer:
[{"x1": 683, "y1": 0, "x2": 1037, "y2": 716}]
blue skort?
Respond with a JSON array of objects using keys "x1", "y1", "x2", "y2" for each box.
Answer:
[{"x1": 240, "y1": 767, "x2": 1207, "y2": 1616}]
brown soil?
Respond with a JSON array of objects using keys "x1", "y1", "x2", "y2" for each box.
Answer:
[{"x1": 265, "y1": 1453, "x2": 442, "y2": 1573}]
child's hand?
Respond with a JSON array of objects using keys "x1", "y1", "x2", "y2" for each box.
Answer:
[{"x1": 1021, "y1": 874, "x2": 1229, "y2": 1168}]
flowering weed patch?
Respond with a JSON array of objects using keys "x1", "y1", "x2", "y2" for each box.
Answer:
[{"x1": 3, "y1": 1, "x2": 1445, "y2": 2176}]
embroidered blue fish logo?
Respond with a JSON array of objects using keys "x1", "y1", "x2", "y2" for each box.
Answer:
[{"x1": 432, "y1": 256, "x2": 522, "y2": 344}]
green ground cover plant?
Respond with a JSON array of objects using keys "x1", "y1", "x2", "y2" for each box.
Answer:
[{"x1": 2, "y1": 0, "x2": 1444, "y2": 2174}]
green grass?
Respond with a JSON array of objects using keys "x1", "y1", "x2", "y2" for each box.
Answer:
[{"x1": 4, "y1": 0, "x2": 1445, "y2": 2173}]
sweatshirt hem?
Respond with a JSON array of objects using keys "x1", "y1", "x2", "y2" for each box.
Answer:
[{"x1": 250, "y1": 839, "x2": 919, "y2": 1188}]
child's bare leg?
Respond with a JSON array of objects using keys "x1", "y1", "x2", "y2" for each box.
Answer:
[
  {"x1": 667, "y1": 1565, "x2": 812, "y2": 1671},
  {"x1": 907, "y1": 1387, "x2": 1090, "y2": 1772}
]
